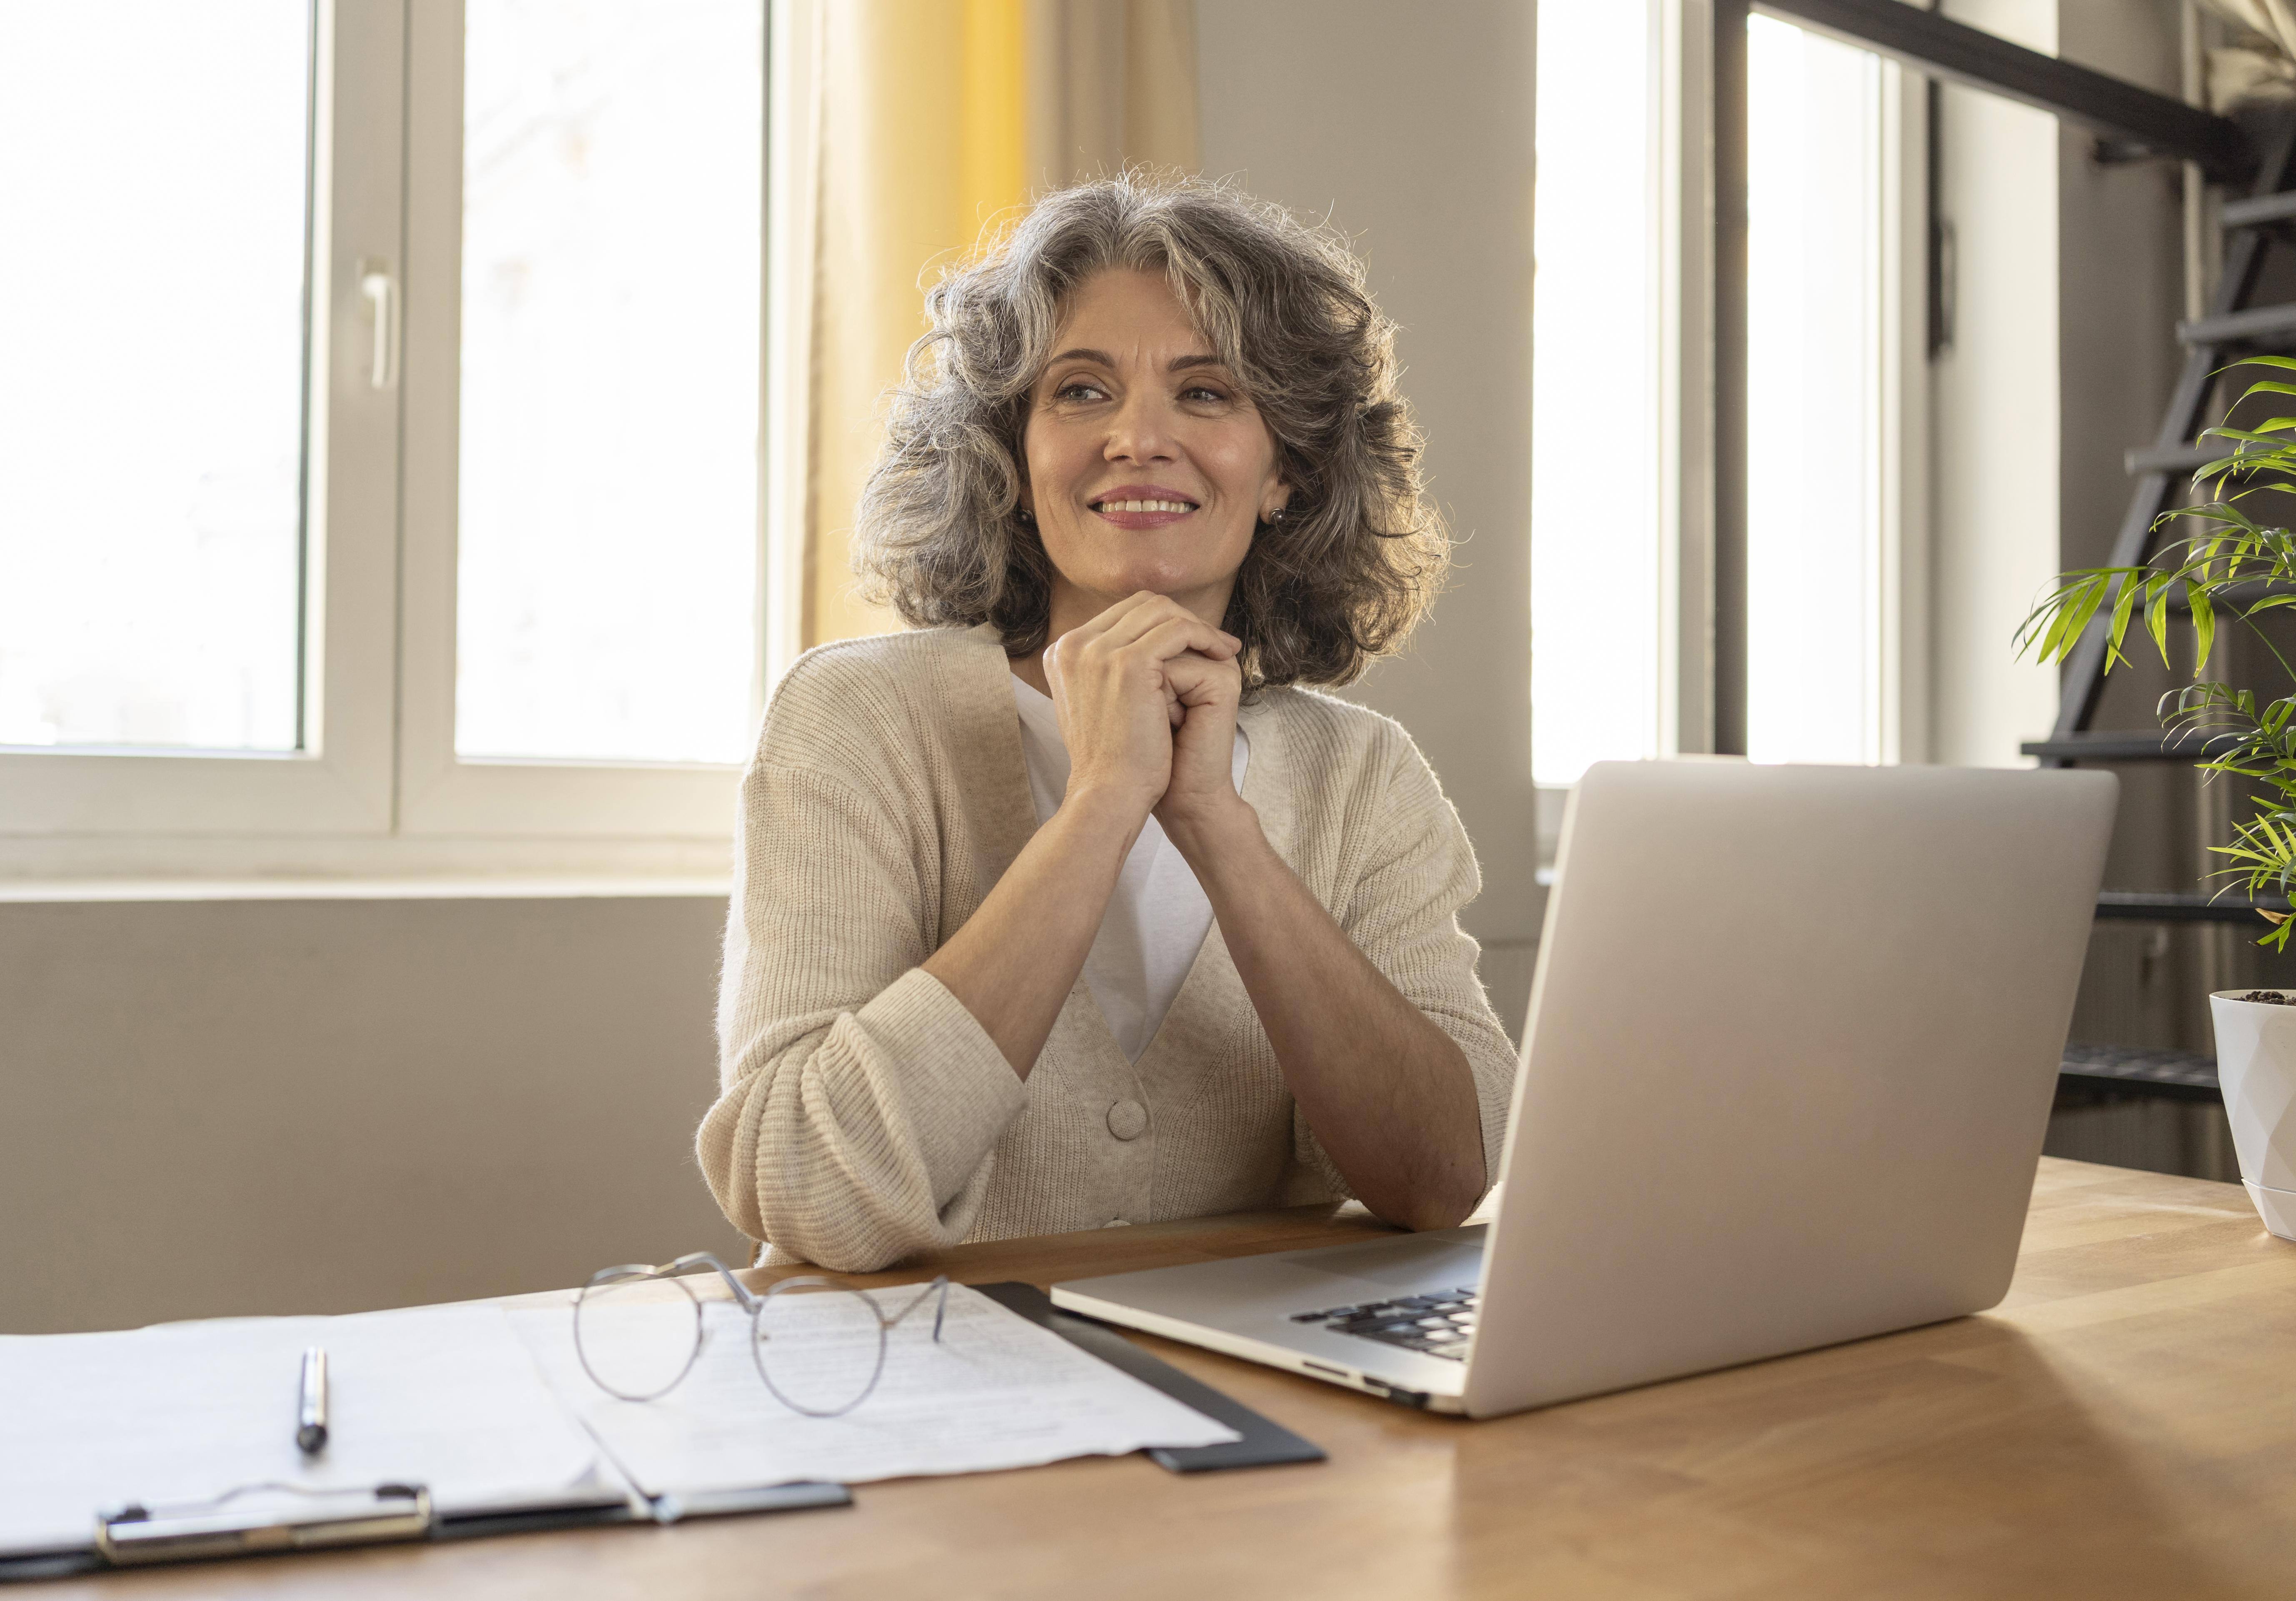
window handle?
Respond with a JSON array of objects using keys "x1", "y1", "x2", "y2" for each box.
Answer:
[{"x1": 357, "y1": 258, "x2": 396, "y2": 390}]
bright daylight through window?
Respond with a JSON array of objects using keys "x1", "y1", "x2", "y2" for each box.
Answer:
[
  {"x1": 0, "y1": 2, "x2": 311, "y2": 752},
  {"x1": 1744, "y1": 15, "x2": 1884, "y2": 767},
  {"x1": 1531, "y1": 7, "x2": 1889, "y2": 785},
  {"x1": 457, "y1": 0, "x2": 763, "y2": 765},
  {"x1": 1530, "y1": 0, "x2": 1664, "y2": 787}
]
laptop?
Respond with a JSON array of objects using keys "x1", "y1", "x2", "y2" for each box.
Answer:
[{"x1": 1050, "y1": 759, "x2": 2118, "y2": 1419}]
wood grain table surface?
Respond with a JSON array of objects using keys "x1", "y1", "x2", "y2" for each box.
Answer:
[{"x1": 45, "y1": 1157, "x2": 2296, "y2": 1600}]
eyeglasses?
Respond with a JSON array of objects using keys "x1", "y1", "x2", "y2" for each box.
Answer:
[{"x1": 573, "y1": 1252, "x2": 950, "y2": 1418}]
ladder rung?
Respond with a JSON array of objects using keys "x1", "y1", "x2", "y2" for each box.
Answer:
[
  {"x1": 2094, "y1": 889, "x2": 2291, "y2": 922},
  {"x1": 2222, "y1": 190, "x2": 2296, "y2": 230},
  {"x1": 2179, "y1": 302, "x2": 2296, "y2": 347},
  {"x1": 2021, "y1": 732, "x2": 2241, "y2": 762},
  {"x1": 2061, "y1": 1042, "x2": 2220, "y2": 1100},
  {"x1": 2124, "y1": 442, "x2": 2247, "y2": 477}
]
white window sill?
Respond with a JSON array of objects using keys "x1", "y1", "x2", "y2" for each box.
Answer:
[
  {"x1": 0, "y1": 828, "x2": 736, "y2": 886},
  {"x1": 0, "y1": 876, "x2": 733, "y2": 904}
]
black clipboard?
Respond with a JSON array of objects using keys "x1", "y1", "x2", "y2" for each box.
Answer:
[
  {"x1": 0, "y1": 1479, "x2": 849, "y2": 1583},
  {"x1": 973, "y1": 1282, "x2": 1326, "y2": 1472}
]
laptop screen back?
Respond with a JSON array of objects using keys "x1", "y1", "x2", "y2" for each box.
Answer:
[{"x1": 1462, "y1": 759, "x2": 2116, "y2": 1418}]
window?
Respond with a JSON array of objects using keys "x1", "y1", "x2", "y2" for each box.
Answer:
[
  {"x1": 1529, "y1": 0, "x2": 1665, "y2": 787},
  {"x1": 1531, "y1": 4, "x2": 1919, "y2": 797},
  {"x1": 1744, "y1": 15, "x2": 1886, "y2": 766},
  {"x1": 396, "y1": 0, "x2": 768, "y2": 840},
  {"x1": 0, "y1": 2, "x2": 311, "y2": 756},
  {"x1": 453, "y1": 0, "x2": 762, "y2": 767},
  {"x1": 0, "y1": 0, "x2": 771, "y2": 876}
]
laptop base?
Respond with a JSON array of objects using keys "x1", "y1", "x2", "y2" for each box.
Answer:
[{"x1": 1051, "y1": 1228, "x2": 1485, "y2": 1413}]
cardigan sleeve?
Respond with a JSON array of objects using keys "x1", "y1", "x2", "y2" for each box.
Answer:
[
  {"x1": 697, "y1": 756, "x2": 1028, "y2": 1273},
  {"x1": 1290, "y1": 726, "x2": 1521, "y2": 1200}
]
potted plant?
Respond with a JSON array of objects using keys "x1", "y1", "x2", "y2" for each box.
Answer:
[{"x1": 2021, "y1": 357, "x2": 2296, "y2": 1239}]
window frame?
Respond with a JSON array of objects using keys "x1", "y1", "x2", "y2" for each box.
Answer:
[
  {"x1": 394, "y1": 0, "x2": 767, "y2": 840},
  {"x1": 0, "y1": 0, "x2": 403, "y2": 862},
  {"x1": 1531, "y1": 0, "x2": 1934, "y2": 858},
  {"x1": 0, "y1": 0, "x2": 785, "y2": 879}
]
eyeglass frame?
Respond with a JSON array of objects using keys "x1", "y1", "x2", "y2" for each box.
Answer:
[{"x1": 573, "y1": 1251, "x2": 951, "y2": 1418}]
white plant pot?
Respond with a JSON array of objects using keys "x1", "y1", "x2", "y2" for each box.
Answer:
[{"x1": 2208, "y1": 990, "x2": 2296, "y2": 1240}]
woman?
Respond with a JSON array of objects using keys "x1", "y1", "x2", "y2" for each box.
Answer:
[{"x1": 699, "y1": 175, "x2": 1518, "y2": 1273}]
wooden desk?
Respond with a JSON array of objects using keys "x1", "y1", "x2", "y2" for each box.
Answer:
[{"x1": 60, "y1": 1158, "x2": 2296, "y2": 1599}]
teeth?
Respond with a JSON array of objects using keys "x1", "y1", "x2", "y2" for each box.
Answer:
[{"x1": 1097, "y1": 499, "x2": 1195, "y2": 514}]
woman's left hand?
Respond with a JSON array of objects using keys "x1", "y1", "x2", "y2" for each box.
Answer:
[
  {"x1": 1155, "y1": 648, "x2": 1246, "y2": 834},
  {"x1": 1152, "y1": 654, "x2": 1489, "y2": 1233}
]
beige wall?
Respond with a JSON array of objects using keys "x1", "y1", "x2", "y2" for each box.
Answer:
[
  {"x1": 0, "y1": 892, "x2": 745, "y2": 1334},
  {"x1": 12, "y1": 2, "x2": 2203, "y2": 1337},
  {"x1": 1197, "y1": 0, "x2": 1541, "y2": 1033},
  {"x1": 3, "y1": 7, "x2": 1542, "y2": 1336}
]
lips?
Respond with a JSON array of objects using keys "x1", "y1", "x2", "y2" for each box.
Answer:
[
  {"x1": 1094, "y1": 497, "x2": 1195, "y2": 513},
  {"x1": 1088, "y1": 484, "x2": 1201, "y2": 515},
  {"x1": 1087, "y1": 485, "x2": 1200, "y2": 530}
]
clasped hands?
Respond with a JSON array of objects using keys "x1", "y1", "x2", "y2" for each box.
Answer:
[{"x1": 1041, "y1": 592, "x2": 1250, "y2": 844}]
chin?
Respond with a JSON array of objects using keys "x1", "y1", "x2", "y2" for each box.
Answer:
[
  {"x1": 1101, "y1": 579, "x2": 1215, "y2": 612},
  {"x1": 1105, "y1": 573, "x2": 1195, "y2": 597},
  {"x1": 1091, "y1": 557, "x2": 1230, "y2": 599}
]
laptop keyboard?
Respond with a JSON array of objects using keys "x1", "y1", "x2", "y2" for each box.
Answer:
[{"x1": 1288, "y1": 1285, "x2": 1479, "y2": 1361}]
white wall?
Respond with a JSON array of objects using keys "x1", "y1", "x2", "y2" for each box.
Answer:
[{"x1": 1197, "y1": 0, "x2": 1541, "y2": 1033}]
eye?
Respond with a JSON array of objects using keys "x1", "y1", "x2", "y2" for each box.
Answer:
[
  {"x1": 1053, "y1": 378, "x2": 1108, "y2": 403},
  {"x1": 1181, "y1": 384, "x2": 1228, "y2": 403}
]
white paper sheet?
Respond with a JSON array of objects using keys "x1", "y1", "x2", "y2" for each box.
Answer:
[
  {"x1": 0, "y1": 1305, "x2": 607, "y2": 1559},
  {"x1": 509, "y1": 1284, "x2": 1237, "y2": 1494}
]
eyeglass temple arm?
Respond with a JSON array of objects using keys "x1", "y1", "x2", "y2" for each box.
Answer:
[
  {"x1": 879, "y1": 1276, "x2": 952, "y2": 1343},
  {"x1": 661, "y1": 1251, "x2": 763, "y2": 1313}
]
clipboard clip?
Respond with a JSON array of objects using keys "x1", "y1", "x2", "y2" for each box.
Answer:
[{"x1": 95, "y1": 1481, "x2": 433, "y2": 1568}]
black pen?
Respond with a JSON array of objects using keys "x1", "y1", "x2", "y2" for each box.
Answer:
[{"x1": 297, "y1": 1346, "x2": 329, "y2": 1454}]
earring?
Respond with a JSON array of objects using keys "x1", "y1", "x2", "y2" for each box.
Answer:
[
  {"x1": 1018, "y1": 505, "x2": 1036, "y2": 526},
  {"x1": 1264, "y1": 505, "x2": 1287, "y2": 526}
]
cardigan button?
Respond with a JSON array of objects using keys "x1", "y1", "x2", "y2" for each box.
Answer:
[{"x1": 1106, "y1": 1099, "x2": 1147, "y2": 1141}]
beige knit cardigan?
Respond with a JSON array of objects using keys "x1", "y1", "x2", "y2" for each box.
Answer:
[{"x1": 697, "y1": 622, "x2": 1520, "y2": 1272}]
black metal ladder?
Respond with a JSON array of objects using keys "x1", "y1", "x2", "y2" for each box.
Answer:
[
  {"x1": 2021, "y1": 117, "x2": 2296, "y2": 922},
  {"x1": 2020, "y1": 121, "x2": 2296, "y2": 1099},
  {"x1": 1739, "y1": 0, "x2": 2290, "y2": 1105}
]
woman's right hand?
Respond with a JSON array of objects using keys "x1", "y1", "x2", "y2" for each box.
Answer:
[{"x1": 1043, "y1": 592, "x2": 1241, "y2": 823}]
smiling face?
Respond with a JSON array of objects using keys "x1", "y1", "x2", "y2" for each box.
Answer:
[{"x1": 1020, "y1": 267, "x2": 1289, "y2": 632}]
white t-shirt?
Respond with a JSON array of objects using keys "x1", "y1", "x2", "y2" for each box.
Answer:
[{"x1": 1010, "y1": 672, "x2": 1250, "y2": 1063}]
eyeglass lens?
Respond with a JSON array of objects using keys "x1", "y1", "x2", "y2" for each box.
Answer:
[
  {"x1": 573, "y1": 1271, "x2": 704, "y2": 1401},
  {"x1": 750, "y1": 1280, "x2": 890, "y2": 1417}
]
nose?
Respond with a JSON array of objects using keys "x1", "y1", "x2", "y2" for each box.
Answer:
[{"x1": 1103, "y1": 387, "x2": 1178, "y2": 465}]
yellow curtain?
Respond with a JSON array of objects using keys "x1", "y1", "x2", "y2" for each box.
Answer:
[{"x1": 803, "y1": 0, "x2": 1202, "y2": 649}]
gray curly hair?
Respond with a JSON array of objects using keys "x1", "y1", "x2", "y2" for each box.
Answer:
[{"x1": 851, "y1": 172, "x2": 1447, "y2": 689}]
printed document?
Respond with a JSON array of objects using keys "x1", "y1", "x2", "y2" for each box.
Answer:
[
  {"x1": 0, "y1": 1305, "x2": 607, "y2": 1559},
  {"x1": 510, "y1": 1284, "x2": 1237, "y2": 1494}
]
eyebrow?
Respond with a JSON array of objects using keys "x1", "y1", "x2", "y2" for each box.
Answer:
[{"x1": 1046, "y1": 347, "x2": 1227, "y2": 373}]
